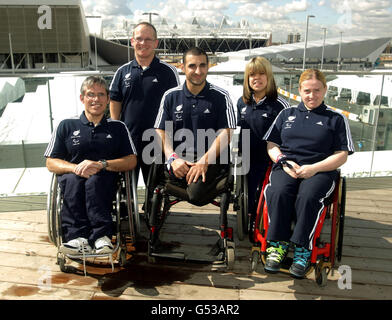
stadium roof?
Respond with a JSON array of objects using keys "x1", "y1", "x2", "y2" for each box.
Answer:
[{"x1": 220, "y1": 35, "x2": 391, "y2": 64}]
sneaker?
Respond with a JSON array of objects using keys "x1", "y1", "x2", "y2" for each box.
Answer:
[
  {"x1": 264, "y1": 241, "x2": 289, "y2": 273},
  {"x1": 60, "y1": 237, "x2": 92, "y2": 255},
  {"x1": 94, "y1": 236, "x2": 114, "y2": 254},
  {"x1": 289, "y1": 245, "x2": 312, "y2": 278}
]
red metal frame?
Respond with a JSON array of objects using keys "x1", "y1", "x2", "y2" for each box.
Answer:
[{"x1": 252, "y1": 165, "x2": 341, "y2": 267}]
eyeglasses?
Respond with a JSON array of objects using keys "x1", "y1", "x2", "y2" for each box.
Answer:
[
  {"x1": 133, "y1": 37, "x2": 156, "y2": 44},
  {"x1": 85, "y1": 92, "x2": 107, "y2": 99}
]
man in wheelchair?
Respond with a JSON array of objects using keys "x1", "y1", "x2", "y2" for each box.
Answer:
[
  {"x1": 44, "y1": 76, "x2": 137, "y2": 256},
  {"x1": 151, "y1": 47, "x2": 236, "y2": 257}
]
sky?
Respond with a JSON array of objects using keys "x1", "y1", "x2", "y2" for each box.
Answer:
[{"x1": 81, "y1": 0, "x2": 392, "y2": 43}]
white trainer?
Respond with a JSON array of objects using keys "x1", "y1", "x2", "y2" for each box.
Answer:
[
  {"x1": 60, "y1": 237, "x2": 92, "y2": 255},
  {"x1": 94, "y1": 236, "x2": 114, "y2": 254}
]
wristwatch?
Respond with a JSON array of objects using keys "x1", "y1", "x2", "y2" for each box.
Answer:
[{"x1": 99, "y1": 159, "x2": 108, "y2": 170}]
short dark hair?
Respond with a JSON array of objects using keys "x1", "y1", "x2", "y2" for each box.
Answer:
[
  {"x1": 80, "y1": 76, "x2": 108, "y2": 96},
  {"x1": 133, "y1": 21, "x2": 157, "y2": 40},
  {"x1": 183, "y1": 47, "x2": 209, "y2": 65}
]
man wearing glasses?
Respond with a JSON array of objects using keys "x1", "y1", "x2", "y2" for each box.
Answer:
[
  {"x1": 45, "y1": 76, "x2": 137, "y2": 255},
  {"x1": 109, "y1": 22, "x2": 180, "y2": 188}
]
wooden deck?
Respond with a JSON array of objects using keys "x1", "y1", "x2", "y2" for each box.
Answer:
[{"x1": 0, "y1": 177, "x2": 391, "y2": 301}]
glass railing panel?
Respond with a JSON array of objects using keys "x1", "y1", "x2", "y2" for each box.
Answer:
[{"x1": 0, "y1": 71, "x2": 391, "y2": 178}]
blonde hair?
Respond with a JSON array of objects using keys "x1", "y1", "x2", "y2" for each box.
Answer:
[
  {"x1": 299, "y1": 69, "x2": 327, "y2": 88},
  {"x1": 242, "y1": 56, "x2": 277, "y2": 105}
]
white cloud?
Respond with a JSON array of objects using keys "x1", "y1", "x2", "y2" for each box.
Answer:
[{"x1": 282, "y1": 0, "x2": 310, "y2": 14}]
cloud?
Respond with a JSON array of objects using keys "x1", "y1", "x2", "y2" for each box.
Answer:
[
  {"x1": 82, "y1": 0, "x2": 133, "y2": 28},
  {"x1": 329, "y1": 0, "x2": 392, "y2": 35},
  {"x1": 282, "y1": 0, "x2": 310, "y2": 14},
  {"x1": 82, "y1": 0, "x2": 132, "y2": 16}
]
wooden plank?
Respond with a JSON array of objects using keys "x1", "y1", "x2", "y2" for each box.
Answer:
[
  {"x1": 0, "y1": 282, "x2": 94, "y2": 300},
  {"x1": 0, "y1": 184, "x2": 391, "y2": 300}
]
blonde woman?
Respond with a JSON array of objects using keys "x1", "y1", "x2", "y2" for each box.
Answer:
[
  {"x1": 263, "y1": 69, "x2": 354, "y2": 278},
  {"x1": 237, "y1": 56, "x2": 289, "y2": 227}
]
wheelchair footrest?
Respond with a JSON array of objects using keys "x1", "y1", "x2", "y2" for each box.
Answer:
[{"x1": 150, "y1": 251, "x2": 186, "y2": 260}]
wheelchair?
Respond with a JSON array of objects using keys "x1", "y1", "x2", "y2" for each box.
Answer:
[
  {"x1": 143, "y1": 161, "x2": 236, "y2": 270},
  {"x1": 232, "y1": 145, "x2": 250, "y2": 241},
  {"x1": 249, "y1": 165, "x2": 346, "y2": 286},
  {"x1": 46, "y1": 171, "x2": 140, "y2": 275}
]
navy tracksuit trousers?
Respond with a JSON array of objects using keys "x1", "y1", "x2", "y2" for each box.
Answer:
[
  {"x1": 264, "y1": 167, "x2": 338, "y2": 250},
  {"x1": 58, "y1": 172, "x2": 118, "y2": 246}
]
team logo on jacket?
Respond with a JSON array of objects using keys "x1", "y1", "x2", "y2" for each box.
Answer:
[
  {"x1": 71, "y1": 130, "x2": 80, "y2": 146},
  {"x1": 284, "y1": 115, "x2": 296, "y2": 129},
  {"x1": 287, "y1": 116, "x2": 296, "y2": 122},
  {"x1": 175, "y1": 104, "x2": 183, "y2": 121},
  {"x1": 124, "y1": 73, "x2": 132, "y2": 87}
]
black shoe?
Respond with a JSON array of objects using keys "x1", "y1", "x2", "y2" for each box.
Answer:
[{"x1": 289, "y1": 245, "x2": 311, "y2": 278}]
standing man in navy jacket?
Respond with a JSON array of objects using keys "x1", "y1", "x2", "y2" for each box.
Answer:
[{"x1": 109, "y1": 22, "x2": 180, "y2": 186}]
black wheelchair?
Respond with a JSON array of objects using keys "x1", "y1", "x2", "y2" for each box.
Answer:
[
  {"x1": 143, "y1": 161, "x2": 236, "y2": 270},
  {"x1": 46, "y1": 171, "x2": 140, "y2": 275}
]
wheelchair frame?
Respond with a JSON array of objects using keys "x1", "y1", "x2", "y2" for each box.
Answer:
[
  {"x1": 144, "y1": 163, "x2": 236, "y2": 270},
  {"x1": 46, "y1": 171, "x2": 140, "y2": 274},
  {"x1": 249, "y1": 165, "x2": 346, "y2": 286}
]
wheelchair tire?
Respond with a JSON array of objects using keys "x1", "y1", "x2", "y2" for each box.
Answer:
[
  {"x1": 226, "y1": 246, "x2": 235, "y2": 270},
  {"x1": 235, "y1": 174, "x2": 248, "y2": 241},
  {"x1": 315, "y1": 265, "x2": 328, "y2": 287},
  {"x1": 337, "y1": 177, "x2": 346, "y2": 262},
  {"x1": 250, "y1": 250, "x2": 259, "y2": 272},
  {"x1": 47, "y1": 174, "x2": 58, "y2": 245},
  {"x1": 57, "y1": 253, "x2": 67, "y2": 273},
  {"x1": 119, "y1": 249, "x2": 128, "y2": 267},
  {"x1": 150, "y1": 192, "x2": 163, "y2": 222}
]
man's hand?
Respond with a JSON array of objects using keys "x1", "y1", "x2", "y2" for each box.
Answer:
[
  {"x1": 171, "y1": 158, "x2": 191, "y2": 179},
  {"x1": 73, "y1": 160, "x2": 102, "y2": 178},
  {"x1": 186, "y1": 160, "x2": 208, "y2": 184}
]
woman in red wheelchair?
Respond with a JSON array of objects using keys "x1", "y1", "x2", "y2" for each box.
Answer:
[{"x1": 263, "y1": 69, "x2": 354, "y2": 278}]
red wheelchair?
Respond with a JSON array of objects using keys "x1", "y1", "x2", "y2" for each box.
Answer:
[{"x1": 249, "y1": 164, "x2": 346, "y2": 286}]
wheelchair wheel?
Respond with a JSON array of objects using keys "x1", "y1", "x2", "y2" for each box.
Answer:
[
  {"x1": 226, "y1": 246, "x2": 235, "y2": 270},
  {"x1": 144, "y1": 163, "x2": 162, "y2": 225},
  {"x1": 57, "y1": 253, "x2": 67, "y2": 273},
  {"x1": 47, "y1": 174, "x2": 62, "y2": 247},
  {"x1": 315, "y1": 265, "x2": 328, "y2": 287},
  {"x1": 250, "y1": 250, "x2": 259, "y2": 272},
  {"x1": 125, "y1": 171, "x2": 140, "y2": 234},
  {"x1": 336, "y1": 177, "x2": 346, "y2": 262},
  {"x1": 47, "y1": 174, "x2": 57, "y2": 244},
  {"x1": 235, "y1": 174, "x2": 248, "y2": 241}
]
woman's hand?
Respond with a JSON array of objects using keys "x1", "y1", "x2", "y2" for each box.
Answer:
[
  {"x1": 296, "y1": 164, "x2": 318, "y2": 179},
  {"x1": 282, "y1": 160, "x2": 300, "y2": 179}
]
